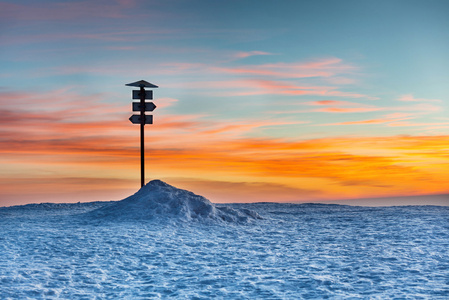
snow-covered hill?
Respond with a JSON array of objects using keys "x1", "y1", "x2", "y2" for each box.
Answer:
[{"x1": 88, "y1": 180, "x2": 261, "y2": 222}]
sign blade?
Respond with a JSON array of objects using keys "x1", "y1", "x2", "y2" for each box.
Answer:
[
  {"x1": 145, "y1": 115, "x2": 153, "y2": 124},
  {"x1": 132, "y1": 102, "x2": 157, "y2": 112},
  {"x1": 129, "y1": 114, "x2": 153, "y2": 124},
  {"x1": 129, "y1": 115, "x2": 140, "y2": 124},
  {"x1": 132, "y1": 90, "x2": 153, "y2": 100}
]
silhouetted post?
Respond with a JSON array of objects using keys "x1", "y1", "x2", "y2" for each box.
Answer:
[
  {"x1": 126, "y1": 80, "x2": 158, "y2": 187},
  {"x1": 139, "y1": 85, "x2": 145, "y2": 187}
]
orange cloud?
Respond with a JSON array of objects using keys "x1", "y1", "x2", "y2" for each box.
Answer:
[
  {"x1": 388, "y1": 121, "x2": 449, "y2": 127},
  {"x1": 152, "y1": 135, "x2": 449, "y2": 202},
  {"x1": 323, "y1": 111, "x2": 418, "y2": 125},
  {"x1": 168, "y1": 178, "x2": 325, "y2": 203},
  {"x1": 308, "y1": 100, "x2": 352, "y2": 105},
  {"x1": 4, "y1": 126, "x2": 449, "y2": 205},
  {"x1": 326, "y1": 119, "x2": 392, "y2": 125},
  {"x1": 305, "y1": 100, "x2": 383, "y2": 113}
]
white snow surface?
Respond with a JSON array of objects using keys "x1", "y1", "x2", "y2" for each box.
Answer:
[{"x1": 1, "y1": 182, "x2": 449, "y2": 299}]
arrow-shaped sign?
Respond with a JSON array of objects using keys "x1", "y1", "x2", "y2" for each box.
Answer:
[
  {"x1": 132, "y1": 102, "x2": 156, "y2": 112},
  {"x1": 132, "y1": 90, "x2": 153, "y2": 100},
  {"x1": 129, "y1": 114, "x2": 153, "y2": 124}
]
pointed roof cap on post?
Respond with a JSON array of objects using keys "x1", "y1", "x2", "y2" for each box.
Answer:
[{"x1": 126, "y1": 80, "x2": 158, "y2": 88}]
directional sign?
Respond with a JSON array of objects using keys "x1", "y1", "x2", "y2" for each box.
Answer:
[
  {"x1": 125, "y1": 80, "x2": 158, "y2": 88},
  {"x1": 129, "y1": 114, "x2": 153, "y2": 124},
  {"x1": 132, "y1": 90, "x2": 153, "y2": 100},
  {"x1": 132, "y1": 102, "x2": 156, "y2": 112}
]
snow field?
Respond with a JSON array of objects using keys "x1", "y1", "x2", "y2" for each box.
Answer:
[{"x1": 1, "y1": 181, "x2": 448, "y2": 299}]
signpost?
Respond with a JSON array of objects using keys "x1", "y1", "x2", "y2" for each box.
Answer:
[{"x1": 126, "y1": 80, "x2": 158, "y2": 187}]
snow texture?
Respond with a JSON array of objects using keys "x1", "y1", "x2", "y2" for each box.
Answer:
[
  {"x1": 87, "y1": 180, "x2": 261, "y2": 222},
  {"x1": 1, "y1": 183, "x2": 449, "y2": 299}
]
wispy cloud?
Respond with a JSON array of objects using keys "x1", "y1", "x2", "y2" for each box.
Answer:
[
  {"x1": 397, "y1": 94, "x2": 441, "y2": 102},
  {"x1": 224, "y1": 79, "x2": 375, "y2": 99},
  {"x1": 325, "y1": 118, "x2": 394, "y2": 125},
  {"x1": 0, "y1": 28, "x2": 184, "y2": 47},
  {"x1": 315, "y1": 100, "x2": 443, "y2": 125},
  {"x1": 315, "y1": 107, "x2": 381, "y2": 113},
  {"x1": 200, "y1": 120, "x2": 308, "y2": 135},
  {"x1": 393, "y1": 103, "x2": 442, "y2": 113},
  {"x1": 323, "y1": 114, "x2": 414, "y2": 126},
  {"x1": 217, "y1": 57, "x2": 355, "y2": 79},
  {"x1": 234, "y1": 51, "x2": 274, "y2": 59},
  {"x1": 307, "y1": 100, "x2": 355, "y2": 106},
  {"x1": 388, "y1": 121, "x2": 449, "y2": 127},
  {"x1": 305, "y1": 100, "x2": 381, "y2": 113},
  {"x1": 0, "y1": 1, "x2": 138, "y2": 21}
]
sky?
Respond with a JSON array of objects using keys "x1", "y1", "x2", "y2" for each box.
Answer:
[{"x1": 1, "y1": 0, "x2": 449, "y2": 206}]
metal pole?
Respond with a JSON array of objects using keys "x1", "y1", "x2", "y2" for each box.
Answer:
[{"x1": 140, "y1": 86, "x2": 145, "y2": 187}]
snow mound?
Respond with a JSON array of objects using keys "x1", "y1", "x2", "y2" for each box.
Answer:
[{"x1": 89, "y1": 180, "x2": 261, "y2": 222}]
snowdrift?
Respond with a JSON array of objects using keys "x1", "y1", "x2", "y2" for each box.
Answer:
[{"x1": 89, "y1": 180, "x2": 261, "y2": 222}]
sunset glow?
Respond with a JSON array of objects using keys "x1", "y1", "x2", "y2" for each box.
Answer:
[{"x1": 1, "y1": 0, "x2": 449, "y2": 206}]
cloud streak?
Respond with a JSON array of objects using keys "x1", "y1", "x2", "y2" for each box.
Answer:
[
  {"x1": 0, "y1": 1, "x2": 137, "y2": 21},
  {"x1": 397, "y1": 94, "x2": 441, "y2": 103},
  {"x1": 234, "y1": 51, "x2": 274, "y2": 59},
  {"x1": 217, "y1": 57, "x2": 355, "y2": 79}
]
